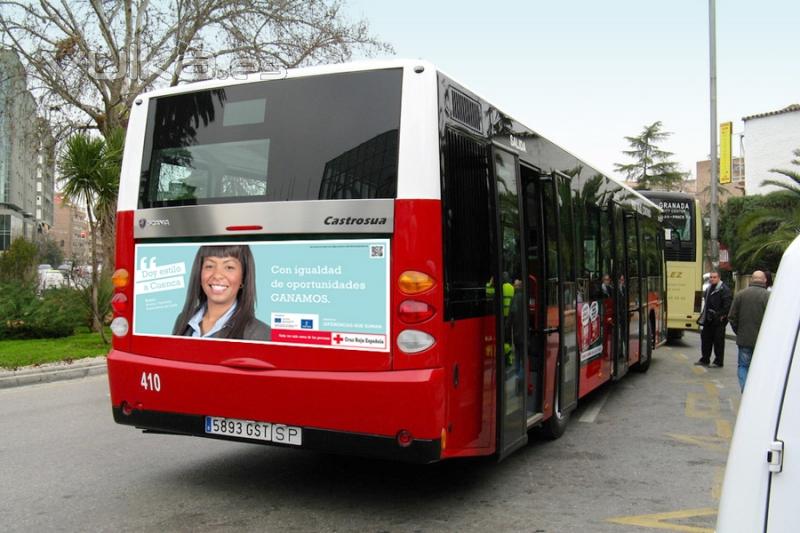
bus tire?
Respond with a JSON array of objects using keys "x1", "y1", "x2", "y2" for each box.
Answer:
[
  {"x1": 666, "y1": 329, "x2": 684, "y2": 342},
  {"x1": 540, "y1": 384, "x2": 570, "y2": 440},
  {"x1": 635, "y1": 314, "x2": 655, "y2": 373}
]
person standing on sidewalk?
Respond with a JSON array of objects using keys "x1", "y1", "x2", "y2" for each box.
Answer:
[
  {"x1": 728, "y1": 270, "x2": 770, "y2": 391},
  {"x1": 696, "y1": 270, "x2": 733, "y2": 368}
]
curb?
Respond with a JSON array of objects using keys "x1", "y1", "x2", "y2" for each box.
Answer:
[{"x1": 0, "y1": 356, "x2": 107, "y2": 389}]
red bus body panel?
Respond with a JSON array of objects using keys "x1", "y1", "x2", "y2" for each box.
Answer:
[
  {"x1": 109, "y1": 201, "x2": 501, "y2": 460},
  {"x1": 107, "y1": 350, "x2": 445, "y2": 439}
]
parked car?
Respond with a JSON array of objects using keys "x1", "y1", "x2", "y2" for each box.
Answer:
[
  {"x1": 38, "y1": 269, "x2": 66, "y2": 291},
  {"x1": 716, "y1": 234, "x2": 800, "y2": 531}
]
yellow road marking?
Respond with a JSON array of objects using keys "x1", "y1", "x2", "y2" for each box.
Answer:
[
  {"x1": 607, "y1": 507, "x2": 717, "y2": 532},
  {"x1": 665, "y1": 433, "x2": 728, "y2": 453},
  {"x1": 715, "y1": 419, "x2": 732, "y2": 440},
  {"x1": 692, "y1": 366, "x2": 706, "y2": 375},
  {"x1": 685, "y1": 392, "x2": 720, "y2": 419},
  {"x1": 712, "y1": 466, "x2": 725, "y2": 501}
]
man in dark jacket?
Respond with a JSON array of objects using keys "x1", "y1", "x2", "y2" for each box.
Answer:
[
  {"x1": 696, "y1": 270, "x2": 733, "y2": 368},
  {"x1": 728, "y1": 270, "x2": 770, "y2": 390}
]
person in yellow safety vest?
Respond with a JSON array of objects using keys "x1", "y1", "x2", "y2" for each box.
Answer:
[
  {"x1": 502, "y1": 276, "x2": 514, "y2": 318},
  {"x1": 487, "y1": 274, "x2": 518, "y2": 365},
  {"x1": 501, "y1": 274, "x2": 516, "y2": 365}
]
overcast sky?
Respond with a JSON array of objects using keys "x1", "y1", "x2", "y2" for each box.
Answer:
[{"x1": 345, "y1": 0, "x2": 800, "y2": 181}]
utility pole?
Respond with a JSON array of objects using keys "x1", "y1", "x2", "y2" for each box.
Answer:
[{"x1": 709, "y1": 0, "x2": 720, "y2": 268}]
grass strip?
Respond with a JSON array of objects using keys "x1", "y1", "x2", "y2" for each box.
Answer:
[{"x1": 0, "y1": 328, "x2": 110, "y2": 370}]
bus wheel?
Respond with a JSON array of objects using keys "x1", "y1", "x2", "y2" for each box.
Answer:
[
  {"x1": 666, "y1": 329, "x2": 684, "y2": 343},
  {"x1": 635, "y1": 316, "x2": 655, "y2": 373},
  {"x1": 540, "y1": 385, "x2": 570, "y2": 439}
]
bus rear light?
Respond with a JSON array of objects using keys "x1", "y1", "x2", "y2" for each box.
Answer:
[
  {"x1": 110, "y1": 317, "x2": 129, "y2": 337},
  {"x1": 120, "y1": 401, "x2": 142, "y2": 416},
  {"x1": 111, "y1": 293, "x2": 128, "y2": 313},
  {"x1": 398, "y1": 300, "x2": 435, "y2": 323},
  {"x1": 396, "y1": 329, "x2": 435, "y2": 354},
  {"x1": 112, "y1": 269, "x2": 130, "y2": 288},
  {"x1": 396, "y1": 429, "x2": 414, "y2": 448},
  {"x1": 398, "y1": 271, "x2": 435, "y2": 294}
]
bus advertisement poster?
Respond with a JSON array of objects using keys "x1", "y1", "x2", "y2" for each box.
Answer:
[
  {"x1": 578, "y1": 300, "x2": 603, "y2": 362},
  {"x1": 132, "y1": 239, "x2": 390, "y2": 351}
]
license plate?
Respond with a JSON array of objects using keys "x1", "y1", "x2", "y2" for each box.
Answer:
[{"x1": 204, "y1": 416, "x2": 302, "y2": 446}]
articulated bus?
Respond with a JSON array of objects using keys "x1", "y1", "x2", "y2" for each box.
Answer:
[
  {"x1": 108, "y1": 60, "x2": 666, "y2": 462},
  {"x1": 641, "y1": 192, "x2": 703, "y2": 339}
]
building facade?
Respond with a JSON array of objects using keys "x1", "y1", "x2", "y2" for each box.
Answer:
[
  {"x1": 0, "y1": 49, "x2": 55, "y2": 252},
  {"x1": 742, "y1": 104, "x2": 800, "y2": 195},
  {"x1": 50, "y1": 194, "x2": 90, "y2": 264},
  {"x1": 692, "y1": 157, "x2": 746, "y2": 213}
]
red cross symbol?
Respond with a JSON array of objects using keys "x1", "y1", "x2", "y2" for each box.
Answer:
[{"x1": 333, "y1": 334, "x2": 344, "y2": 344}]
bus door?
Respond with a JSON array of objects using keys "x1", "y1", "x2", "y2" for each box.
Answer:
[
  {"x1": 612, "y1": 204, "x2": 629, "y2": 378},
  {"x1": 541, "y1": 172, "x2": 579, "y2": 418},
  {"x1": 624, "y1": 213, "x2": 642, "y2": 364},
  {"x1": 521, "y1": 165, "x2": 545, "y2": 421},
  {"x1": 492, "y1": 147, "x2": 528, "y2": 458}
]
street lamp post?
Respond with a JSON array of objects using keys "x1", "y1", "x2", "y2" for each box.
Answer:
[{"x1": 709, "y1": 0, "x2": 720, "y2": 269}]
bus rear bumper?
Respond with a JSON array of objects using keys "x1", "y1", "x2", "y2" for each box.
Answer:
[
  {"x1": 112, "y1": 407, "x2": 441, "y2": 463},
  {"x1": 107, "y1": 350, "x2": 445, "y2": 463}
]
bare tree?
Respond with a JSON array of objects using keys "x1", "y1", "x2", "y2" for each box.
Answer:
[{"x1": 0, "y1": 0, "x2": 392, "y2": 136}]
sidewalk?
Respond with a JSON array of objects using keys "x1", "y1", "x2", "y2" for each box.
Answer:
[
  {"x1": 0, "y1": 356, "x2": 107, "y2": 389},
  {"x1": 725, "y1": 322, "x2": 736, "y2": 341}
]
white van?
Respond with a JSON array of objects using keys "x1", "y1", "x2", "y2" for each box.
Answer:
[
  {"x1": 717, "y1": 234, "x2": 800, "y2": 532},
  {"x1": 38, "y1": 269, "x2": 66, "y2": 291}
]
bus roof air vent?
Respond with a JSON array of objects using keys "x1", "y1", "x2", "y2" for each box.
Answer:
[{"x1": 450, "y1": 89, "x2": 482, "y2": 133}]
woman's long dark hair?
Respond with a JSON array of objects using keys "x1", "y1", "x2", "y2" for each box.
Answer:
[{"x1": 172, "y1": 245, "x2": 258, "y2": 339}]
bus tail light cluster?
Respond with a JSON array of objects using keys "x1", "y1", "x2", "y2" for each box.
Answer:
[
  {"x1": 398, "y1": 300, "x2": 435, "y2": 323},
  {"x1": 398, "y1": 270, "x2": 435, "y2": 294},
  {"x1": 396, "y1": 330, "x2": 435, "y2": 354},
  {"x1": 110, "y1": 269, "x2": 131, "y2": 338},
  {"x1": 397, "y1": 271, "x2": 436, "y2": 354}
]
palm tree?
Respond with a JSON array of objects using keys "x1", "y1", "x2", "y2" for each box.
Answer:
[
  {"x1": 96, "y1": 127, "x2": 125, "y2": 271},
  {"x1": 734, "y1": 148, "x2": 800, "y2": 267},
  {"x1": 59, "y1": 134, "x2": 108, "y2": 342}
]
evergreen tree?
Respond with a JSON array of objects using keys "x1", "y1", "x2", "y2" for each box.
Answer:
[
  {"x1": 615, "y1": 121, "x2": 688, "y2": 190},
  {"x1": 0, "y1": 236, "x2": 38, "y2": 284}
]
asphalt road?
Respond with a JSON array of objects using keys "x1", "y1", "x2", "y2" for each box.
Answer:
[{"x1": 0, "y1": 333, "x2": 739, "y2": 532}]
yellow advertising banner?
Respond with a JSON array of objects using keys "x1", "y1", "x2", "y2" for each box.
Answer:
[{"x1": 720, "y1": 122, "x2": 732, "y2": 184}]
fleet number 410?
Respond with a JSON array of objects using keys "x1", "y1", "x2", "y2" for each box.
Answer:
[{"x1": 140, "y1": 372, "x2": 162, "y2": 392}]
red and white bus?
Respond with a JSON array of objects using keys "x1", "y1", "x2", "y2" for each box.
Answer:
[{"x1": 108, "y1": 60, "x2": 665, "y2": 462}]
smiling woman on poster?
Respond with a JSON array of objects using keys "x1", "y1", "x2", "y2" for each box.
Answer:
[{"x1": 172, "y1": 245, "x2": 270, "y2": 341}]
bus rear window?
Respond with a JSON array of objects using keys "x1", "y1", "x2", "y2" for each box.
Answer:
[{"x1": 139, "y1": 69, "x2": 402, "y2": 208}]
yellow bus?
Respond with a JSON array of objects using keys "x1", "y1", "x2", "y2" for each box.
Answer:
[{"x1": 641, "y1": 192, "x2": 703, "y2": 339}]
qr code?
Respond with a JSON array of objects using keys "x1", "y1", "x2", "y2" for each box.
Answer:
[{"x1": 370, "y1": 245, "x2": 385, "y2": 258}]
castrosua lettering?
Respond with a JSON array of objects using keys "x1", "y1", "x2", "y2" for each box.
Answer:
[{"x1": 324, "y1": 216, "x2": 388, "y2": 226}]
